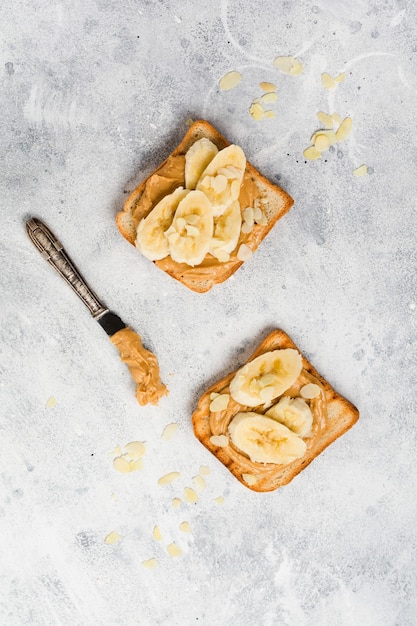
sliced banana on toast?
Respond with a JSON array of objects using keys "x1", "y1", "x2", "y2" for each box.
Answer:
[
  {"x1": 185, "y1": 138, "x2": 219, "y2": 190},
  {"x1": 210, "y1": 200, "x2": 242, "y2": 262},
  {"x1": 229, "y1": 349, "x2": 303, "y2": 407},
  {"x1": 265, "y1": 396, "x2": 313, "y2": 437},
  {"x1": 135, "y1": 187, "x2": 189, "y2": 260},
  {"x1": 228, "y1": 412, "x2": 307, "y2": 464},
  {"x1": 166, "y1": 190, "x2": 214, "y2": 266},
  {"x1": 196, "y1": 145, "x2": 246, "y2": 216}
]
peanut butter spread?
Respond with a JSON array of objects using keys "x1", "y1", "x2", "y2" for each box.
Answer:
[
  {"x1": 131, "y1": 153, "x2": 260, "y2": 283},
  {"x1": 110, "y1": 327, "x2": 167, "y2": 406},
  {"x1": 208, "y1": 369, "x2": 327, "y2": 476}
]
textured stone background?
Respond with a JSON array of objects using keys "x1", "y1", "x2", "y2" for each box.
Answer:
[{"x1": 1, "y1": 0, "x2": 416, "y2": 624}]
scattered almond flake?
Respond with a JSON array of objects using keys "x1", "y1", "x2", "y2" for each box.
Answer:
[
  {"x1": 261, "y1": 92, "x2": 278, "y2": 104},
  {"x1": 255, "y1": 212, "x2": 268, "y2": 226},
  {"x1": 249, "y1": 101, "x2": 264, "y2": 121},
  {"x1": 273, "y1": 56, "x2": 303, "y2": 75},
  {"x1": 104, "y1": 531, "x2": 121, "y2": 545},
  {"x1": 210, "y1": 392, "x2": 220, "y2": 401},
  {"x1": 353, "y1": 164, "x2": 368, "y2": 177},
  {"x1": 46, "y1": 396, "x2": 56, "y2": 409},
  {"x1": 113, "y1": 456, "x2": 131, "y2": 473},
  {"x1": 185, "y1": 224, "x2": 200, "y2": 237},
  {"x1": 128, "y1": 459, "x2": 143, "y2": 472},
  {"x1": 199, "y1": 465, "x2": 210, "y2": 476},
  {"x1": 158, "y1": 471, "x2": 180, "y2": 485},
  {"x1": 334, "y1": 72, "x2": 345, "y2": 83},
  {"x1": 124, "y1": 441, "x2": 146, "y2": 458},
  {"x1": 314, "y1": 134, "x2": 330, "y2": 152},
  {"x1": 179, "y1": 521, "x2": 192, "y2": 533},
  {"x1": 162, "y1": 423, "x2": 179, "y2": 441},
  {"x1": 192, "y1": 475, "x2": 206, "y2": 492},
  {"x1": 243, "y1": 207, "x2": 254, "y2": 223},
  {"x1": 303, "y1": 146, "x2": 321, "y2": 161},
  {"x1": 332, "y1": 112, "x2": 342, "y2": 125},
  {"x1": 153, "y1": 526, "x2": 162, "y2": 541},
  {"x1": 167, "y1": 542, "x2": 182, "y2": 557},
  {"x1": 209, "y1": 434, "x2": 229, "y2": 447},
  {"x1": 311, "y1": 129, "x2": 337, "y2": 146},
  {"x1": 335, "y1": 117, "x2": 352, "y2": 142},
  {"x1": 252, "y1": 207, "x2": 262, "y2": 221},
  {"x1": 219, "y1": 70, "x2": 242, "y2": 91},
  {"x1": 241, "y1": 222, "x2": 254, "y2": 234},
  {"x1": 186, "y1": 214, "x2": 199, "y2": 225},
  {"x1": 212, "y1": 248, "x2": 230, "y2": 263},
  {"x1": 209, "y1": 393, "x2": 230, "y2": 412},
  {"x1": 242, "y1": 473, "x2": 258, "y2": 486},
  {"x1": 300, "y1": 383, "x2": 321, "y2": 399},
  {"x1": 260, "y1": 81, "x2": 276, "y2": 92},
  {"x1": 184, "y1": 487, "x2": 198, "y2": 504},
  {"x1": 259, "y1": 373, "x2": 276, "y2": 386},
  {"x1": 111, "y1": 446, "x2": 122, "y2": 457},
  {"x1": 264, "y1": 110, "x2": 276, "y2": 119},
  {"x1": 214, "y1": 496, "x2": 224, "y2": 505},
  {"x1": 259, "y1": 386, "x2": 275, "y2": 403},
  {"x1": 321, "y1": 72, "x2": 336, "y2": 89},
  {"x1": 142, "y1": 558, "x2": 158, "y2": 569},
  {"x1": 316, "y1": 111, "x2": 334, "y2": 128},
  {"x1": 237, "y1": 243, "x2": 253, "y2": 261},
  {"x1": 172, "y1": 498, "x2": 182, "y2": 509},
  {"x1": 185, "y1": 118, "x2": 194, "y2": 127}
]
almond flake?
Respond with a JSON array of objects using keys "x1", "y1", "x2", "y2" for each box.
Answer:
[
  {"x1": 176, "y1": 217, "x2": 186, "y2": 230},
  {"x1": 212, "y1": 249, "x2": 230, "y2": 263},
  {"x1": 184, "y1": 487, "x2": 198, "y2": 503},
  {"x1": 128, "y1": 459, "x2": 143, "y2": 472},
  {"x1": 300, "y1": 383, "x2": 321, "y2": 399},
  {"x1": 172, "y1": 498, "x2": 182, "y2": 509},
  {"x1": 237, "y1": 244, "x2": 253, "y2": 261},
  {"x1": 199, "y1": 465, "x2": 210, "y2": 476},
  {"x1": 104, "y1": 531, "x2": 121, "y2": 545},
  {"x1": 335, "y1": 117, "x2": 352, "y2": 142},
  {"x1": 125, "y1": 441, "x2": 146, "y2": 459},
  {"x1": 210, "y1": 393, "x2": 230, "y2": 412},
  {"x1": 311, "y1": 129, "x2": 337, "y2": 146},
  {"x1": 249, "y1": 101, "x2": 265, "y2": 120},
  {"x1": 219, "y1": 70, "x2": 242, "y2": 91},
  {"x1": 261, "y1": 92, "x2": 278, "y2": 104},
  {"x1": 210, "y1": 392, "x2": 220, "y2": 400},
  {"x1": 314, "y1": 134, "x2": 330, "y2": 152},
  {"x1": 264, "y1": 110, "x2": 276, "y2": 119},
  {"x1": 113, "y1": 456, "x2": 131, "y2": 473},
  {"x1": 303, "y1": 146, "x2": 321, "y2": 161},
  {"x1": 316, "y1": 111, "x2": 334, "y2": 129},
  {"x1": 353, "y1": 164, "x2": 368, "y2": 177},
  {"x1": 153, "y1": 526, "x2": 162, "y2": 541},
  {"x1": 185, "y1": 118, "x2": 194, "y2": 127},
  {"x1": 213, "y1": 174, "x2": 228, "y2": 193},
  {"x1": 186, "y1": 214, "x2": 199, "y2": 225},
  {"x1": 179, "y1": 521, "x2": 192, "y2": 533},
  {"x1": 192, "y1": 475, "x2": 206, "y2": 492},
  {"x1": 259, "y1": 81, "x2": 276, "y2": 92},
  {"x1": 142, "y1": 558, "x2": 158, "y2": 569},
  {"x1": 46, "y1": 396, "x2": 56, "y2": 408},
  {"x1": 255, "y1": 212, "x2": 268, "y2": 226},
  {"x1": 167, "y1": 542, "x2": 182, "y2": 557},
  {"x1": 209, "y1": 434, "x2": 229, "y2": 447},
  {"x1": 334, "y1": 72, "x2": 345, "y2": 83},
  {"x1": 214, "y1": 496, "x2": 224, "y2": 505},
  {"x1": 158, "y1": 471, "x2": 180, "y2": 485},
  {"x1": 241, "y1": 222, "x2": 254, "y2": 234},
  {"x1": 217, "y1": 167, "x2": 235, "y2": 179},
  {"x1": 259, "y1": 386, "x2": 275, "y2": 403},
  {"x1": 185, "y1": 224, "x2": 200, "y2": 237},
  {"x1": 242, "y1": 473, "x2": 258, "y2": 486},
  {"x1": 252, "y1": 207, "x2": 262, "y2": 221},
  {"x1": 332, "y1": 112, "x2": 342, "y2": 125},
  {"x1": 162, "y1": 423, "x2": 179, "y2": 441},
  {"x1": 243, "y1": 207, "x2": 254, "y2": 222},
  {"x1": 321, "y1": 72, "x2": 336, "y2": 89},
  {"x1": 273, "y1": 56, "x2": 303, "y2": 75},
  {"x1": 259, "y1": 373, "x2": 276, "y2": 387}
]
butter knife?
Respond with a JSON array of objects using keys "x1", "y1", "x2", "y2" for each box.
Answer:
[{"x1": 25, "y1": 217, "x2": 167, "y2": 405}]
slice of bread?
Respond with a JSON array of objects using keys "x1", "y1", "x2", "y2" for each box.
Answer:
[
  {"x1": 192, "y1": 329, "x2": 359, "y2": 492},
  {"x1": 116, "y1": 120, "x2": 294, "y2": 292}
]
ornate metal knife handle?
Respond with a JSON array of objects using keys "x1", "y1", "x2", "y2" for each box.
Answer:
[{"x1": 26, "y1": 218, "x2": 108, "y2": 319}]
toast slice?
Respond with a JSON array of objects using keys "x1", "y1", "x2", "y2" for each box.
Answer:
[
  {"x1": 192, "y1": 330, "x2": 359, "y2": 492},
  {"x1": 116, "y1": 120, "x2": 294, "y2": 292}
]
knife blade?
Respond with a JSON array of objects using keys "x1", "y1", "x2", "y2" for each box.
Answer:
[{"x1": 25, "y1": 217, "x2": 167, "y2": 405}]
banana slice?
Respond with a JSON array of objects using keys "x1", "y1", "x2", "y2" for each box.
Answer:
[
  {"x1": 136, "y1": 187, "x2": 189, "y2": 260},
  {"x1": 210, "y1": 200, "x2": 242, "y2": 261},
  {"x1": 229, "y1": 349, "x2": 303, "y2": 407},
  {"x1": 196, "y1": 145, "x2": 246, "y2": 216},
  {"x1": 228, "y1": 412, "x2": 306, "y2": 464},
  {"x1": 166, "y1": 190, "x2": 214, "y2": 266},
  {"x1": 265, "y1": 396, "x2": 313, "y2": 437},
  {"x1": 185, "y1": 138, "x2": 219, "y2": 190}
]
